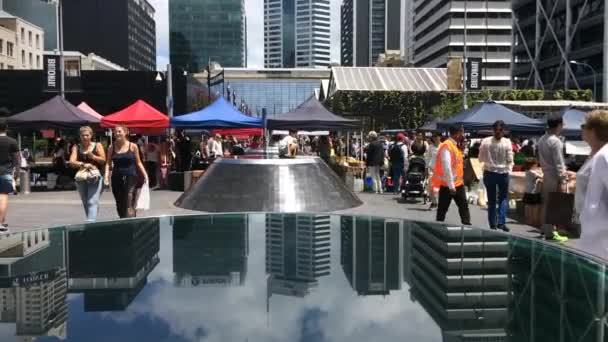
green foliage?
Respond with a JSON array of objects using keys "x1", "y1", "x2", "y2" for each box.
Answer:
[{"x1": 554, "y1": 89, "x2": 593, "y2": 101}]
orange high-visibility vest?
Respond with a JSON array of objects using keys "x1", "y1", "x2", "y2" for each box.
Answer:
[{"x1": 431, "y1": 139, "x2": 464, "y2": 188}]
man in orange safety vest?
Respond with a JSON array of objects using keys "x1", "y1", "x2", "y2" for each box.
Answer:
[{"x1": 431, "y1": 125, "x2": 471, "y2": 225}]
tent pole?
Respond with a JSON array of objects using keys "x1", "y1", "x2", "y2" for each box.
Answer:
[
  {"x1": 17, "y1": 133, "x2": 21, "y2": 151},
  {"x1": 347, "y1": 131, "x2": 350, "y2": 157},
  {"x1": 32, "y1": 133, "x2": 36, "y2": 163},
  {"x1": 360, "y1": 130, "x2": 363, "y2": 162}
]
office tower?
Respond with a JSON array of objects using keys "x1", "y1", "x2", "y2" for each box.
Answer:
[
  {"x1": 170, "y1": 0, "x2": 246, "y2": 72},
  {"x1": 340, "y1": 216, "x2": 403, "y2": 295},
  {"x1": 266, "y1": 214, "x2": 330, "y2": 297},
  {"x1": 409, "y1": 222, "x2": 509, "y2": 341},
  {"x1": 512, "y1": 0, "x2": 605, "y2": 100},
  {"x1": 340, "y1": 0, "x2": 404, "y2": 66},
  {"x1": 411, "y1": 0, "x2": 513, "y2": 89},
  {"x1": 264, "y1": 0, "x2": 331, "y2": 68},
  {"x1": 1, "y1": 0, "x2": 57, "y2": 50},
  {"x1": 68, "y1": 220, "x2": 160, "y2": 311},
  {"x1": 173, "y1": 214, "x2": 249, "y2": 287},
  {"x1": 61, "y1": 0, "x2": 156, "y2": 71}
]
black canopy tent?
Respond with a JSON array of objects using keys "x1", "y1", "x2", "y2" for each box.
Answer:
[
  {"x1": 7, "y1": 96, "x2": 100, "y2": 130},
  {"x1": 267, "y1": 96, "x2": 360, "y2": 130}
]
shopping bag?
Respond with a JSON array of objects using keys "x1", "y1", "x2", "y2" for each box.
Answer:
[
  {"x1": 544, "y1": 192, "x2": 574, "y2": 226},
  {"x1": 136, "y1": 183, "x2": 150, "y2": 211}
]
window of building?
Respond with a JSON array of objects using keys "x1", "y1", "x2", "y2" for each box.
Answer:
[
  {"x1": 36, "y1": 34, "x2": 40, "y2": 49},
  {"x1": 7, "y1": 42, "x2": 13, "y2": 57},
  {"x1": 28, "y1": 31, "x2": 32, "y2": 47},
  {"x1": 20, "y1": 28, "x2": 25, "y2": 44},
  {"x1": 36, "y1": 55, "x2": 40, "y2": 69},
  {"x1": 0, "y1": 63, "x2": 3, "y2": 70},
  {"x1": 29, "y1": 53, "x2": 32, "y2": 68},
  {"x1": 21, "y1": 50, "x2": 25, "y2": 66}
]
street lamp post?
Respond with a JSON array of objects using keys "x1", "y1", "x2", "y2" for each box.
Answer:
[
  {"x1": 56, "y1": 0, "x2": 65, "y2": 98},
  {"x1": 570, "y1": 60, "x2": 597, "y2": 102}
]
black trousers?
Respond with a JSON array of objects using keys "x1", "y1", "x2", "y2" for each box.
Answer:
[
  {"x1": 111, "y1": 174, "x2": 137, "y2": 218},
  {"x1": 144, "y1": 161, "x2": 157, "y2": 188},
  {"x1": 436, "y1": 185, "x2": 471, "y2": 225}
]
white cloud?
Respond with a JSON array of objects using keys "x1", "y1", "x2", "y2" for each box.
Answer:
[{"x1": 150, "y1": 0, "x2": 341, "y2": 69}]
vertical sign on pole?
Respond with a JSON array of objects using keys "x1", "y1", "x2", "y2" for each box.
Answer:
[{"x1": 466, "y1": 58, "x2": 483, "y2": 91}]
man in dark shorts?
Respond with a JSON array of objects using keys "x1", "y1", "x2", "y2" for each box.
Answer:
[{"x1": 0, "y1": 119, "x2": 20, "y2": 232}]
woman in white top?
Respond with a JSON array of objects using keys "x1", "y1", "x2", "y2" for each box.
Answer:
[
  {"x1": 578, "y1": 110, "x2": 608, "y2": 257},
  {"x1": 207, "y1": 134, "x2": 224, "y2": 158}
]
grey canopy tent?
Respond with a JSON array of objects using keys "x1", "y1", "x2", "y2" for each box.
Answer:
[
  {"x1": 560, "y1": 106, "x2": 586, "y2": 138},
  {"x1": 7, "y1": 96, "x2": 100, "y2": 130},
  {"x1": 267, "y1": 96, "x2": 360, "y2": 130}
]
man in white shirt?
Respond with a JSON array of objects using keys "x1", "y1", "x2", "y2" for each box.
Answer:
[
  {"x1": 207, "y1": 134, "x2": 223, "y2": 158},
  {"x1": 479, "y1": 120, "x2": 513, "y2": 231},
  {"x1": 279, "y1": 130, "x2": 298, "y2": 158}
]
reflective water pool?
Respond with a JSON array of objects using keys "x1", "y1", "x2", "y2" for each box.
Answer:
[{"x1": 0, "y1": 214, "x2": 605, "y2": 341}]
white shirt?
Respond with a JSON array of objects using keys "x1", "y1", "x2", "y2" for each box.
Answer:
[
  {"x1": 580, "y1": 144, "x2": 608, "y2": 257},
  {"x1": 478, "y1": 136, "x2": 514, "y2": 174},
  {"x1": 425, "y1": 144, "x2": 439, "y2": 169},
  {"x1": 207, "y1": 139, "x2": 223, "y2": 157},
  {"x1": 440, "y1": 138, "x2": 458, "y2": 190}
]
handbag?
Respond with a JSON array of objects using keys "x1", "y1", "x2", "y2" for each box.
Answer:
[
  {"x1": 74, "y1": 167, "x2": 101, "y2": 182},
  {"x1": 544, "y1": 191, "x2": 575, "y2": 226},
  {"x1": 136, "y1": 183, "x2": 150, "y2": 210}
]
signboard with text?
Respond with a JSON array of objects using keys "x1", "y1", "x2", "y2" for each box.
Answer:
[
  {"x1": 466, "y1": 58, "x2": 483, "y2": 90},
  {"x1": 43, "y1": 55, "x2": 61, "y2": 92}
]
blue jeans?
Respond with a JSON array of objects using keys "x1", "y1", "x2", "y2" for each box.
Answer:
[
  {"x1": 483, "y1": 171, "x2": 510, "y2": 228},
  {"x1": 76, "y1": 178, "x2": 103, "y2": 222},
  {"x1": 391, "y1": 164, "x2": 404, "y2": 193}
]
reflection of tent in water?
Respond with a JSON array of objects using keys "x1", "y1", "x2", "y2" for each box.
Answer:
[
  {"x1": 340, "y1": 216, "x2": 403, "y2": 296},
  {"x1": 67, "y1": 219, "x2": 160, "y2": 311},
  {"x1": 172, "y1": 214, "x2": 249, "y2": 287},
  {"x1": 408, "y1": 221, "x2": 509, "y2": 340},
  {"x1": 266, "y1": 214, "x2": 331, "y2": 298}
]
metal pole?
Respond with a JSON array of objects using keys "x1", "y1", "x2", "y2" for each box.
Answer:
[
  {"x1": 58, "y1": 0, "x2": 65, "y2": 99},
  {"x1": 564, "y1": 0, "x2": 571, "y2": 90},
  {"x1": 462, "y1": 0, "x2": 468, "y2": 109},
  {"x1": 510, "y1": 12, "x2": 516, "y2": 88},
  {"x1": 534, "y1": 0, "x2": 541, "y2": 88}
]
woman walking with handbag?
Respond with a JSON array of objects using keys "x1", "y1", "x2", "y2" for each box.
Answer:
[
  {"x1": 104, "y1": 125, "x2": 148, "y2": 218},
  {"x1": 69, "y1": 126, "x2": 106, "y2": 222}
]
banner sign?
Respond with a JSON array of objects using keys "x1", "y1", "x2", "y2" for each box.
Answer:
[
  {"x1": 43, "y1": 55, "x2": 61, "y2": 92},
  {"x1": 466, "y1": 58, "x2": 483, "y2": 90}
]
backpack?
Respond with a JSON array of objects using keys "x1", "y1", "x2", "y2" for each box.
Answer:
[
  {"x1": 411, "y1": 141, "x2": 427, "y2": 156},
  {"x1": 389, "y1": 143, "x2": 404, "y2": 164}
]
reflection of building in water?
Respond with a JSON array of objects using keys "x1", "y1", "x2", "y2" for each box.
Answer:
[
  {"x1": 0, "y1": 229, "x2": 67, "y2": 341},
  {"x1": 173, "y1": 214, "x2": 249, "y2": 287},
  {"x1": 266, "y1": 214, "x2": 331, "y2": 297},
  {"x1": 508, "y1": 239, "x2": 608, "y2": 341},
  {"x1": 340, "y1": 216, "x2": 403, "y2": 295},
  {"x1": 68, "y1": 219, "x2": 160, "y2": 312},
  {"x1": 409, "y1": 222, "x2": 509, "y2": 341}
]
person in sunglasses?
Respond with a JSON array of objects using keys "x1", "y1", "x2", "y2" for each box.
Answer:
[{"x1": 479, "y1": 120, "x2": 513, "y2": 232}]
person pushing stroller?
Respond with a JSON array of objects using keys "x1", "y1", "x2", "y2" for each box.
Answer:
[{"x1": 388, "y1": 134, "x2": 409, "y2": 194}]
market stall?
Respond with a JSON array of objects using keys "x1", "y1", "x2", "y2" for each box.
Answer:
[
  {"x1": 8, "y1": 95, "x2": 100, "y2": 130},
  {"x1": 560, "y1": 106, "x2": 586, "y2": 139},
  {"x1": 101, "y1": 100, "x2": 169, "y2": 134},
  {"x1": 171, "y1": 97, "x2": 262, "y2": 129}
]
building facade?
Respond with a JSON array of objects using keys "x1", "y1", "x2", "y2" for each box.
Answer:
[
  {"x1": 0, "y1": 10, "x2": 44, "y2": 70},
  {"x1": 1, "y1": 0, "x2": 58, "y2": 50},
  {"x1": 44, "y1": 51, "x2": 127, "y2": 71},
  {"x1": 340, "y1": 0, "x2": 404, "y2": 66},
  {"x1": 170, "y1": 0, "x2": 246, "y2": 72},
  {"x1": 62, "y1": 0, "x2": 156, "y2": 71},
  {"x1": 266, "y1": 214, "x2": 331, "y2": 297},
  {"x1": 512, "y1": 0, "x2": 606, "y2": 100},
  {"x1": 197, "y1": 68, "x2": 330, "y2": 116},
  {"x1": 264, "y1": 0, "x2": 331, "y2": 68},
  {"x1": 411, "y1": 0, "x2": 512, "y2": 89}
]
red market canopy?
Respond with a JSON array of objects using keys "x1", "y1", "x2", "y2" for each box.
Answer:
[
  {"x1": 213, "y1": 128, "x2": 263, "y2": 139},
  {"x1": 101, "y1": 100, "x2": 169, "y2": 129},
  {"x1": 77, "y1": 102, "x2": 103, "y2": 120}
]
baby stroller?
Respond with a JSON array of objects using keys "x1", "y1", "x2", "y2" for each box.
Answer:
[{"x1": 401, "y1": 156, "x2": 428, "y2": 203}]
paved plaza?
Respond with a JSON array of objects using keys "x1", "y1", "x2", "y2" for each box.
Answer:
[{"x1": 6, "y1": 189, "x2": 591, "y2": 254}]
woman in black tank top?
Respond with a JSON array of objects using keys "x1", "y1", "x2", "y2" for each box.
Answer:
[
  {"x1": 69, "y1": 126, "x2": 106, "y2": 222},
  {"x1": 104, "y1": 125, "x2": 149, "y2": 218}
]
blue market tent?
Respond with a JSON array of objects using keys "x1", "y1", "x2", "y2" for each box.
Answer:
[
  {"x1": 267, "y1": 96, "x2": 360, "y2": 130},
  {"x1": 438, "y1": 100, "x2": 545, "y2": 134},
  {"x1": 171, "y1": 97, "x2": 262, "y2": 129},
  {"x1": 560, "y1": 106, "x2": 586, "y2": 138}
]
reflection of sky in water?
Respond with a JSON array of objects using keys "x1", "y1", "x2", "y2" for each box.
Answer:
[{"x1": 0, "y1": 215, "x2": 442, "y2": 342}]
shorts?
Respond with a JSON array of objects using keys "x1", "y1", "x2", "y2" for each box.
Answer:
[{"x1": 0, "y1": 175, "x2": 13, "y2": 194}]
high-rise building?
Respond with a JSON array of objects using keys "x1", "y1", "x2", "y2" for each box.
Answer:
[
  {"x1": 1, "y1": 0, "x2": 57, "y2": 50},
  {"x1": 0, "y1": 10, "x2": 44, "y2": 70},
  {"x1": 264, "y1": 0, "x2": 331, "y2": 68},
  {"x1": 170, "y1": 0, "x2": 246, "y2": 72},
  {"x1": 340, "y1": 0, "x2": 404, "y2": 66},
  {"x1": 340, "y1": 216, "x2": 403, "y2": 295},
  {"x1": 411, "y1": 0, "x2": 513, "y2": 89},
  {"x1": 512, "y1": 0, "x2": 606, "y2": 100},
  {"x1": 61, "y1": 0, "x2": 156, "y2": 71},
  {"x1": 266, "y1": 214, "x2": 330, "y2": 297}
]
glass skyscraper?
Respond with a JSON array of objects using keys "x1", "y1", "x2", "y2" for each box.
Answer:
[{"x1": 170, "y1": 0, "x2": 246, "y2": 72}]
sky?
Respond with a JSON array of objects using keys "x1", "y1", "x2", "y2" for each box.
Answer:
[{"x1": 147, "y1": 0, "x2": 342, "y2": 70}]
